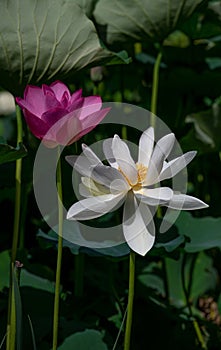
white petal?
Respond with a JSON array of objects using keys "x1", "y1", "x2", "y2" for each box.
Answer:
[
  {"x1": 146, "y1": 133, "x2": 175, "y2": 185},
  {"x1": 158, "y1": 151, "x2": 197, "y2": 181},
  {"x1": 159, "y1": 209, "x2": 181, "y2": 233},
  {"x1": 103, "y1": 138, "x2": 118, "y2": 168},
  {"x1": 67, "y1": 192, "x2": 126, "y2": 220},
  {"x1": 80, "y1": 177, "x2": 110, "y2": 196},
  {"x1": 66, "y1": 155, "x2": 94, "y2": 178},
  {"x1": 138, "y1": 127, "x2": 154, "y2": 167},
  {"x1": 91, "y1": 164, "x2": 130, "y2": 192},
  {"x1": 66, "y1": 154, "x2": 122, "y2": 191},
  {"x1": 79, "y1": 183, "x2": 92, "y2": 197},
  {"x1": 112, "y1": 135, "x2": 138, "y2": 185},
  {"x1": 123, "y1": 192, "x2": 155, "y2": 256},
  {"x1": 66, "y1": 144, "x2": 102, "y2": 177},
  {"x1": 82, "y1": 143, "x2": 102, "y2": 165},
  {"x1": 163, "y1": 193, "x2": 209, "y2": 210},
  {"x1": 135, "y1": 187, "x2": 173, "y2": 206}
]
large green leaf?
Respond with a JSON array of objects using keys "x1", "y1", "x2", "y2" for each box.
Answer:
[
  {"x1": 94, "y1": 0, "x2": 205, "y2": 45},
  {"x1": 0, "y1": 250, "x2": 54, "y2": 293},
  {"x1": 37, "y1": 219, "x2": 130, "y2": 257},
  {"x1": 0, "y1": 0, "x2": 128, "y2": 95},
  {"x1": 138, "y1": 262, "x2": 165, "y2": 296},
  {"x1": 165, "y1": 252, "x2": 217, "y2": 305},
  {"x1": 0, "y1": 250, "x2": 11, "y2": 291},
  {"x1": 166, "y1": 252, "x2": 217, "y2": 305},
  {"x1": 179, "y1": 2, "x2": 221, "y2": 40},
  {"x1": 139, "y1": 252, "x2": 217, "y2": 307},
  {"x1": 0, "y1": 141, "x2": 27, "y2": 165},
  {"x1": 184, "y1": 100, "x2": 221, "y2": 152},
  {"x1": 175, "y1": 212, "x2": 221, "y2": 253},
  {"x1": 74, "y1": 0, "x2": 99, "y2": 17},
  {"x1": 57, "y1": 329, "x2": 108, "y2": 350}
]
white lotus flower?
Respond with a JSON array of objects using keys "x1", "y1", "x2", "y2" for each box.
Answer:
[{"x1": 66, "y1": 127, "x2": 208, "y2": 256}]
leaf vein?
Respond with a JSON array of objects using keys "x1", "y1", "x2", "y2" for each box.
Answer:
[
  {"x1": 17, "y1": 0, "x2": 24, "y2": 85},
  {"x1": 36, "y1": 3, "x2": 60, "y2": 82},
  {"x1": 28, "y1": 0, "x2": 49, "y2": 83},
  {"x1": 113, "y1": 0, "x2": 152, "y2": 38},
  {"x1": 133, "y1": 0, "x2": 158, "y2": 35},
  {"x1": 0, "y1": 32, "x2": 11, "y2": 72}
]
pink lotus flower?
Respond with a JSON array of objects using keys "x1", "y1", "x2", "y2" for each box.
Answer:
[{"x1": 16, "y1": 81, "x2": 109, "y2": 148}]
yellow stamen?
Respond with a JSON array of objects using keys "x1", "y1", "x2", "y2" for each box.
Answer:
[{"x1": 119, "y1": 163, "x2": 147, "y2": 191}]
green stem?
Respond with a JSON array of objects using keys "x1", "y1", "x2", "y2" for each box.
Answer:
[
  {"x1": 121, "y1": 126, "x2": 127, "y2": 140},
  {"x1": 6, "y1": 106, "x2": 23, "y2": 350},
  {"x1": 124, "y1": 251, "x2": 135, "y2": 350},
  {"x1": 52, "y1": 147, "x2": 63, "y2": 350},
  {"x1": 181, "y1": 253, "x2": 207, "y2": 349},
  {"x1": 11, "y1": 106, "x2": 23, "y2": 262},
  {"x1": 150, "y1": 50, "x2": 163, "y2": 215},
  {"x1": 181, "y1": 253, "x2": 192, "y2": 316},
  {"x1": 150, "y1": 52, "x2": 167, "y2": 296},
  {"x1": 150, "y1": 51, "x2": 162, "y2": 126},
  {"x1": 187, "y1": 254, "x2": 198, "y2": 298},
  {"x1": 122, "y1": 52, "x2": 164, "y2": 350},
  {"x1": 93, "y1": 84, "x2": 98, "y2": 96},
  {"x1": 162, "y1": 259, "x2": 169, "y2": 302}
]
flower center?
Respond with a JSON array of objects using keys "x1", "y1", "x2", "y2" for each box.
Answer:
[
  {"x1": 134, "y1": 163, "x2": 147, "y2": 190},
  {"x1": 119, "y1": 163, "x2": 147, "y2": 191}
]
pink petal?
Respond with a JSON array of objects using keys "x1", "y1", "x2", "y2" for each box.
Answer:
[
  {"x1": 42, "y1": 84, "x2": 55, "y2": 98},
  {"x1": 41, "y1": 85, "x2": 61, "y2": 112},
  {"x1": 41, "y1": 139, "x2": 58, "y2": 148},
  {"x1": 60, "y1": 91, "x2": 70, "y2": 109},
  {"x1": 78, "y1": 96, "x2": 102, "y2": 120},
  {"x1": 70, "y1": 107, "x2": 110, "y2": 142},
  {"x1": 16, "y1": 97, "x2": 33, "y2": 113},
  {"x1": 17, "y1": 84, "x2": 61, "y2": 117},
  {"x1": 57, "y1": 116, "x2": 82, "y2": 145},
  {"x1": 42, "y1": 111, "x2": 82, "y2": 147},
  {"x1": 23, "y1": 109, "x2": 49, "y2": 139},
  {"x1": 70, "y1": 89, "x2": 83, "y2": 104},
  {"x1": 41, "y1": 107, "x2": 69, "y2": 126},
  {"x1": 50, "y1": 81, "x2": 71, "y2": 102},
  {"x1": 16, "y1": 83, "x2": 108, "y2": 147},
  {"x1": 23, "y1": 85, "x2": 48, "y2": 117},
  {"x1": 67, "y1": 97, "x2": 84, "y2": 113}
]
